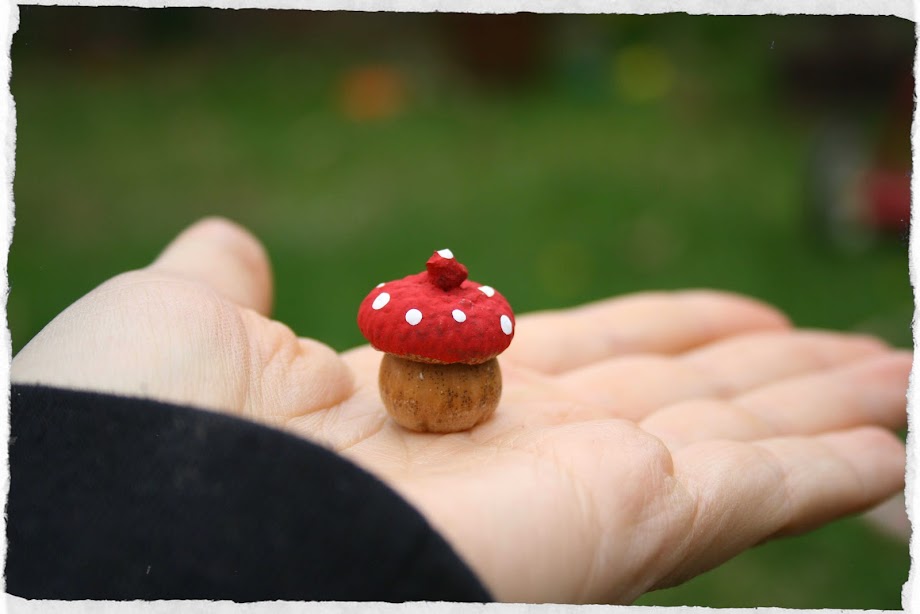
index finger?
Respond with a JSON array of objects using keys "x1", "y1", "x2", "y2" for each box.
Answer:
[{"x1": 502, "y1": 290, "x2": 791, "y2": 374}]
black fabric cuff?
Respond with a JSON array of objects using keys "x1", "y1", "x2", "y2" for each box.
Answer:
[{"x1": 7, "y1": 384, "x2": 492, "y2": 602}]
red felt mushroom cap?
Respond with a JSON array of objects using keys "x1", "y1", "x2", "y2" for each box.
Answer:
[{"x1": 357, "y1": 249, "x2": 515, "y2": 364}]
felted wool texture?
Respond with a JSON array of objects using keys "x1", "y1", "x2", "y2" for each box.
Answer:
[{"x1": 358, "y1": 251, "x2": 515, "y2": 364}]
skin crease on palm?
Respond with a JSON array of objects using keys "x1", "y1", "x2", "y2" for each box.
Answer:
[{"x1": 12, "y1": 217, "x2": 909, "y2": 604}]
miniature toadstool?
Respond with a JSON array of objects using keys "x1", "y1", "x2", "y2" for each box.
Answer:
[{"x1": 357, "y1": 249, "x2": 515, "y2": 433}]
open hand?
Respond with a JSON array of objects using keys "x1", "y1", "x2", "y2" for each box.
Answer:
[{"x1": 13, "y1": 218, "x2": 908, "y2": 604}]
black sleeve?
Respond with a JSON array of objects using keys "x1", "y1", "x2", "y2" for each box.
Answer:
[{"x1": 7, "y1": 384, "x2": 492, "y2": 602}]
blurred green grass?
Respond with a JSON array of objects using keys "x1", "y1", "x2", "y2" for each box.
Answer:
[{"x1": 8, "y1": 10, "x2": 913, "y2": 608}]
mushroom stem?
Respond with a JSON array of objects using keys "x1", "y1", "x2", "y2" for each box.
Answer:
[{"x1": 378, "y1": 354, "x2": 501, "y2": 433}]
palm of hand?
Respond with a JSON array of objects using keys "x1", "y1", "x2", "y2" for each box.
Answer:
[{"x1": 12, "y1": 219, "x2": 908, "y2": 604}]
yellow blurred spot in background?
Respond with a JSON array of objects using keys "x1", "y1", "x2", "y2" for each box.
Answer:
[
  {"x1": 338, "y1": 64, "x2": 409, "y2": 122},
  {"x1": 613, "y1": 44, "x2": 674, "y2": 103}
]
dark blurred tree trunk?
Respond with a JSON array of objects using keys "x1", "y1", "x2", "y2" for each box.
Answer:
[{"x1": 439, "y1": 13, "x2": 550, "y2": 87}]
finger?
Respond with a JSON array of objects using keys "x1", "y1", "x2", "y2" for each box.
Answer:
[
  {"x1": 502, "y1": 290, "x2": 790, "y2": 374},
  {"x1": 554, "y1": 330, "x2": 890, "y2": 422},
  {"x1": 732, "y1": 351, "x2": 910, "y2": 433},
  {"x1": 237, "y1": 310, "x2": 357, "y2": 428},
  {"x1": 149, "y1": 216, "x2": 274, "y2": 315},
  {"x1": 662, "y1": 426, "x2": 904, "y2": 587},
  {"x1": 755, "y1": 427, "x2": 906, "y2": 535},
  {"x1": 642, "y1": 351, "x2": 910, "y2": 448},
  {"x1": 680, "y1": 329, "x2": 890, "y2": 394},
  {"x1": 552, "y1": 354, "x2": 714, "y2": 421},
  {"x1": 339, "y1": 344, "x2": 382, "y2": 393}
]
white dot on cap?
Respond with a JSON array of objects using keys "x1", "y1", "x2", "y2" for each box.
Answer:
[
  {"x1": 500, "y1": 314, "x2": 513, "y2": 335},
  {"x1": 372, "y1": 293, "x2": 390, "y2": 310},
  {"x1": 376, "y1": 282, "x2": 385, "y2": 288},
  {"x1": 452, "y1": 309, "x2": 466, "y2": 323},
  {"x1": 406, "y1": 309, "x2": 423, "y2": 325},
  {"x1": 478, "y1": 286, "x2": 495, "y2": 297},
  {"x1": 437, "y1": 249, "x2": 454, "y2": 259}
]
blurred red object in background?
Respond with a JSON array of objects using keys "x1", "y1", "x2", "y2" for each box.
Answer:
[{"x1": 864, "y1": 168, "x2": 910, "y2": 232}]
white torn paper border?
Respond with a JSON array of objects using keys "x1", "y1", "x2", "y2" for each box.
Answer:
[
  {"x1": 904, "y1": 11, "x2": 918, "y2": 614},
  {"x1": 1, "y1": 0, "x2": 17, "y2": 611},
  {"x1": 5, "y1": 0, "x2": 917, "y2": 17},
  {"x1": 0, "y1": 2, "x2": 913, "y2": 614}
]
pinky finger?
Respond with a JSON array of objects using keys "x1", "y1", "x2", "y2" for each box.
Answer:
[
  {"x1": 752, "y1": 426, "x2": 905, "y2": 537},
  {"x1": 661, "y1": 426, "x2": 904, "y2": 588}
]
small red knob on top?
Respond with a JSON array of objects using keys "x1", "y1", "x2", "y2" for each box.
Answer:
[{"x1": 426, "y1": 249, "x2": 468, "y2": 291}]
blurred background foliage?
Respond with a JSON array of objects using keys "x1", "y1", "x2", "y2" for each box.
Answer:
[{"x1": 9, "y1": 8, "x2": 914, "y2": 608}]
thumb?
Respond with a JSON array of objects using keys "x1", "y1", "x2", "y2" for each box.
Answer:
[{"x1": 149, "y1": 217, "x2": 274, "y2": 315}]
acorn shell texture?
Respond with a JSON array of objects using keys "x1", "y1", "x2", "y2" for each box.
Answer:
[{"x1": 378, "y1": 355, "x2": 501, "y2": 432}]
